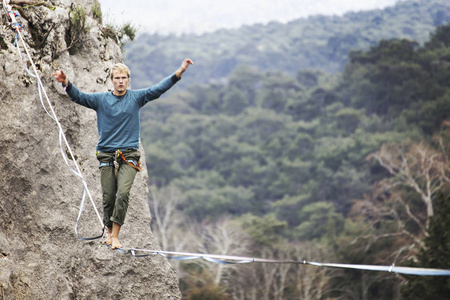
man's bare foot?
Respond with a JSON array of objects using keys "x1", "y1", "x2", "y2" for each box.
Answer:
[
  {"x1": 111, "y1": 237, "x2": 122, "y2": 249},
  {"x1": 109, "y1": 223, "x2": 122, "y2": 249},
  {"x1": 105, "y1": 227, "x2": 112, "y2": 245}
]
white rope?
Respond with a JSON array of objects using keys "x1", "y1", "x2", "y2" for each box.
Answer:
[{"x1": 3, "y1": 0, "x2": 104, "y2": 233}]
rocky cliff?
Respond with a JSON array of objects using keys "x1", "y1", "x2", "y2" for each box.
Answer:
[{"x1": 0, "y1": 1, "x2": 181, "y2": 299}]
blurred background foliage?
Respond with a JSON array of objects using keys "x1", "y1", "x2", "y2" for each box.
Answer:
[{"x1": 123, "y1": 0, "x2": 450, "y2": 298}]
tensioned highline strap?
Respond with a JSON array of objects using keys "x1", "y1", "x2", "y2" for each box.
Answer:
[
  {"x1": 3, "y1": 0, "x2": 104, "y2": 240},
  {"x1": 107, "y1": 247, "x2": 450, "y2": 276}
]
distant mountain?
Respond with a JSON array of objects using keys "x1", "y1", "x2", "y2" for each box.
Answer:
[
  {"x1": 124, "y1": 0, "x2": 450, "y2": 90},
  {"x1": 101, "y1": 0, "x2": 402, "y2": 36}
]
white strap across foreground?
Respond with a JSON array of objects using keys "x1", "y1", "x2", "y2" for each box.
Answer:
[
  {"x1": 306, "y1": 261, "x2": 450, "y2": 276},
  {"x1": 111, "y1": 247, "x2": 450, "y2": 276}
]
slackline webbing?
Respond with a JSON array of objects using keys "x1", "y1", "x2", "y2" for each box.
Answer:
[{"x1": 105, "y1": 246, "x2": 450, "y2": 276}]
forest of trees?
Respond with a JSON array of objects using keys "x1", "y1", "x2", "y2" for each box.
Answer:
[{"x1": 123, "y1": 1, "x2": 450, "y2": 299}]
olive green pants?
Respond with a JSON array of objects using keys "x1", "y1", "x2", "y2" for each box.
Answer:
[{"x1": 96, "y1": 150, "x2": 140, "y2": 227}]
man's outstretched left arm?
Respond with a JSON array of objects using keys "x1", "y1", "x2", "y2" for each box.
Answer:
[
  {"x1": 139, "y1": 58, "x2": 194, "y2": 105},
  {"x1": 175, "y1": 58, "x2": 194, "y2": 78}
]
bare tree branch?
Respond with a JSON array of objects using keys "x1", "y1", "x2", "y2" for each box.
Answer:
[
  {"x1": 368, "y1": 141, "x2": 450, "y2": 225},
  {"x1": 195, "y1": 218, "x2": 252, "y2": 287}
]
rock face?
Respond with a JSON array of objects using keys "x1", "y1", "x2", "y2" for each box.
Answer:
[{"x1": 0, "y1": 1, "x2": 181, "y2": 299}]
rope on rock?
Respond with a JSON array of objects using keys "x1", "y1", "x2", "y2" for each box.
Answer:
[{"x1": 3, "y1": 0, "x2": 104, "y2": 240}]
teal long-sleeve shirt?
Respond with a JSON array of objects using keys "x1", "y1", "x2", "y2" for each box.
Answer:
[{"x1": 66, "y1": 74, "x2": 180, "y2": 152}]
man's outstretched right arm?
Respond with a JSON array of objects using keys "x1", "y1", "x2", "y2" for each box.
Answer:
[
  {"x1": 53, "y1": 70, "x2": 69, "y2": 87},
  {"x1": 52, "y1": 70, "x2": 99, "y2": 110}
]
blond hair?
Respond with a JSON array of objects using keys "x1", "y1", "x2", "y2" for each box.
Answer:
[{"x1": 110, "y1": 63, "x2": 130, "y2": 80}]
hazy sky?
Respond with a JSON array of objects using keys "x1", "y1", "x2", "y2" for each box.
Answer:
[{"x1": 98, "y1": 0, "x2": 406, "y2": 35}]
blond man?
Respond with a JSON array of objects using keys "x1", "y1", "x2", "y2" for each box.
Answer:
[{"x1": 53, "y1": 58, "x2": 193, "y2": 249}]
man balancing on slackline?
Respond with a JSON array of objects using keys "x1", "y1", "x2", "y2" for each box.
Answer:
[{"x1": 53, "y1": 58, "x2": 193, "y2": 249}]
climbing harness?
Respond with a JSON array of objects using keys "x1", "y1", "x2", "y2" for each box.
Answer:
[
  {"x1": 116, "y1": 149, "x2": 141, "y2": 172},
  {"x1": 3, "y1": 0, "x2": 104, "y2": 240},
  {"x1": 112, "y1": 149, "x2": 141, "y2": 178},
  {"x1": 97, "y1": 150, "x2": 141, "y2": 179}
]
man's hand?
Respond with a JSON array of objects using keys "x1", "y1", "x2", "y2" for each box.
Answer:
[
  {"x1": 175, "y1": 58, "x2": 194, "y2": 78},
  {"x1": 52, "y1": 70, "x2": 69, "y2": 86}
]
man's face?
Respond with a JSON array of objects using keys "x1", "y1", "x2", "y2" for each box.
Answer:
[{"x1": 112, "y1": 71, "x2": 129, "y2": 95}]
